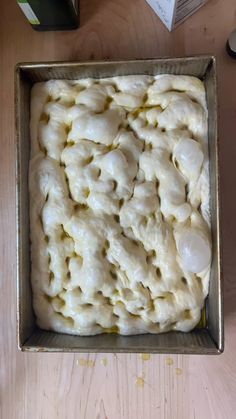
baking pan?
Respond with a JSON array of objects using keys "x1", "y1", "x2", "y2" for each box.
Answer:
[{"x1": 15, "y1": 57, "x2": 223, "y2": 353}]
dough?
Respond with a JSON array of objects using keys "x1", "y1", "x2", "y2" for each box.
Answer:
[{"x1": 29, "y1": 74, "x2": 211, "y2": 336}]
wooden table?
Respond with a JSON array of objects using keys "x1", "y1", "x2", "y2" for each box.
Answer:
[{"x1": 1, "y1": 1, "x2": 236, "y2": 418}]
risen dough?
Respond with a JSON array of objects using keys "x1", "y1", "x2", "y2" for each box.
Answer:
[{"x1": 29, "y1": 74, "x2": 211, "y2": 336}]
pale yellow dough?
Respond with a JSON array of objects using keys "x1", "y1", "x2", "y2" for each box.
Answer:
[{"x1": 29, "y1": 75, "x2": 211, "y2": 336}]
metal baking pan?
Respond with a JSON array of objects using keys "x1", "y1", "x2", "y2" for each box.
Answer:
[{"x1": 15, "y1": 57, "x2": 223, "y2": 353}]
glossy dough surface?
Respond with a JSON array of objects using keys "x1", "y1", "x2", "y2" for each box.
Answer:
[{"x1": 29, "y1": 75, "x2": 211, "y2": 335}]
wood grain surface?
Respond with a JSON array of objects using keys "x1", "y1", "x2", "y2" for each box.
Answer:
[{"x1": 0, "y1": 1, "x2": 236, "y2": 418}]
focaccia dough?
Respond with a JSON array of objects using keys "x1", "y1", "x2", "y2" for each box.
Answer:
[{"x1": 29, "y1": 74, "x2": 211, "y2": 336}]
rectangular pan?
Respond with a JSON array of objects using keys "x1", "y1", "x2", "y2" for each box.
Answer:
[{"x1": 15, "y1": 57, "x2": 223, "y2": 353}]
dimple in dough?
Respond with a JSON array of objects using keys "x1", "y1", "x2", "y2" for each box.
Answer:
[{"x1": 29, "y1": 74, "x2": 211, "y2": 336}]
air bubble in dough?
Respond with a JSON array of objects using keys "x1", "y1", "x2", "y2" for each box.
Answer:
[
  {"x1": 178, "y1": 229, "x2": 211, "y2": 273},
  {"x1": 174, "y1": 138, "x2": 204, "y2": 178}
]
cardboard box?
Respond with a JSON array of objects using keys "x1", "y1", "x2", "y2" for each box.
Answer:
[{"x1": 146, "y1": 0, "x2": 208, "y2": 31}]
